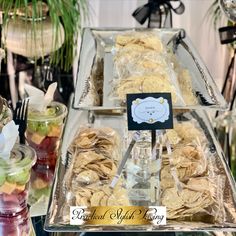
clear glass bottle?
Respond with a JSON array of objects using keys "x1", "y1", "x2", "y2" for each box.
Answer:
[{"x1": 128, "y1": 139, "x2": 152, "y2": 206}]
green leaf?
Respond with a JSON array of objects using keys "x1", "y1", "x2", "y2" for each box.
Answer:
[{"x1": 0, "y1": 0, "x2": 87, "y2": 71}]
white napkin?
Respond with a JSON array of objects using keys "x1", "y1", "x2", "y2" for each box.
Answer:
[
  {"x1": 24, "y1": 82, "x2": 57, "y2": 112},
  {"x1": 0, "y1": 120, "x2": 19, "y2": 159}
]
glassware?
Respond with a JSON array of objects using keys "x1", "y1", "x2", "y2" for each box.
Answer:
[
  {"x1": 26, "y1": 101, "x2": 67, "y2": 170},
  {"x1": 0, "y1": 207, "x2": 34, "y2": 236},
  {"x1": 128, "y1": 139, "x2": 153, "y2": 206},
  {"x1": 29, "y1": 163, "x2": 54, "y2": 207},
  {"x1": 214, "y1": 111, "x2": 236, "y2": 179},
  {"x1": 0, "y1": 144, "x2": 36, "y2": 215}
]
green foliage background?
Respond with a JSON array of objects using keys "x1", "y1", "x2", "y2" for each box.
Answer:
[{"x1": 0, "y1": 0, "x2": 87, "y2": 71}]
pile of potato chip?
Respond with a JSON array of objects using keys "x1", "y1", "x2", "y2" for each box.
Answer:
[
  {"x1": 65, "y1": 127, "x2": 129, "y2": 207},
  {"x1": 114, "y1": 47, "x2": 167, "y2": 80},
  {"x1": 115, "y1": 73, "x2": 178, "y2": 103},
  {"x1": 74, "y1": 183, "x2": 129, "y2": 207},
  {"x1": 161, "y1": 145, "x2": 207, "y2": 188},
  {"x1": 69, "y1": 127, "x2": 120, "y2": 159},
  {"x1": 165, "y1": 121, "x2": 205, "y2": 146},
  {"x1": 113, "y1": 32, "x2": 182, "y2": 104},
  {"x1": 116, "y1": 32, "x2": 164, "y2": 52},
  {"x1": 71, "y1": 150, "x2": 117, "y2": 186},
  {"x1": 113, "y1": 31, "x2": 197, "y2": 106},
  {"x1": 161, "y1": 177, "x2": 218, "y2": 220},
  {"x1": 160, "y1": 121, "x2": 225, "y2": 223}
]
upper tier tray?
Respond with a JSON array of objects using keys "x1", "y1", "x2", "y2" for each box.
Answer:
[{"x1": 73, "y1": 28, "x2": 227, "y2": 111}]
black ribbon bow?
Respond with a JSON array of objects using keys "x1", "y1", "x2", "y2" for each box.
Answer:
[
  {"x1": 219, "y1": 26, "x2": 236, "y2": 45},
  {"x1": 132, "y1": 0, "x2": 185, "y2": 28}
]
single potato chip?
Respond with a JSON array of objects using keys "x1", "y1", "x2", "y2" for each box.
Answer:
[
  {"x1": 161, "y1": 187, "x2": 183, "y2": 209},
  {"x1": 90, "y1": 191, "x2": 105, "y2": 206},
  {"x1": 76, "y1": 195, "x2": 89, "y2": 206},
  {"x1": 76, "y1": 170, "x2": 100, "y2": 185},
  {"x1": 74, "y1": 151, "x2": 105, "y2": 168}
]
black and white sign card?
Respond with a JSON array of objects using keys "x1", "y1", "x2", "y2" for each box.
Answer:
[{"x1": 127, "y1": 93, "x2": 173, "y2": 131}]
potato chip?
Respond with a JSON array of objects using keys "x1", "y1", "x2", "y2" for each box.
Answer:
[
  {"x1": 186, "y1": 178, "x2": 215, "y2": 197},
  {"x1": 100, "y1": 195, "x2": 109, "y2": 206},
  {"x1": 174, "y1": 122, "x2": 204, "y2": 144},
  {"x1": 65, "y1": 126, "x2": 129, "y2": 210},
  {"x1": 116, "y1": 32, "x2": 163, "y2": 52},
  {"x1": 100, "y1": 185, "x2": 112, "y2": 196},
  {"x1": 122, "y1": 43, "x2": 147, "y2": 52},
  {"x1": 76, "y1": 195, "x2": 89, "y2": 206},
  {"x1": 99, "y1": 163, "x2": 113, "y2": 176},
  {"x1": 76, "y1": 170, "x2": 100, "y2": 185},
  {"x1": 161, "y1": 187, "x2": 183, "y2": 209},
  {"x1": 77, "y1": 137, "x2": 94, "y2": 148},
  {"x1": 90, "y1": 191, "x2": 105, "y2": 206},
  {"x1": 74, "y1": 151, "x2": 102, "y2": 168},
  {"x1": 116, "y1": 34, "x2": 137, "y2": 46},
  {"x1": 75, "y1": 188, "x2": 92, "y2": 198},
  {"x1": 165, "y1": 130, "x2": 181, "y2": 145}
]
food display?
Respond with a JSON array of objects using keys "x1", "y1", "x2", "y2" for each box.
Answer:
[
  {"x1": 160, "y1": 123, "x2": 225, "y2": 223},
  {"x1": 26, "y1": 101, "x2": 67, "y2": 169},
  {"x1": 161, "y1": 145, "x2": 207, "y2": 183},
  {"x1": 114, "y1": 73, "x2": 180, "y2": 103},
  {"x1": 112, "y1": 32, "x2": 185, "y2": 105},
  {"x1": 0, "y1": 144, "x2": 36, "y2": 215},
  {"x1": 62, "y1": 127, "x2": 129, "y2": 212},
  {"x1": 45, "y1": 110, "x2": 236, "y2": 231},
  {"x1": 0, "y1": 96, "x2": 12, "y2": 131},
  {"x1": 45, "y1": 28, "x2": 235, "y2": 232},
  {"x1": 164, "y1": 121, "x2": 205, "y2": 145},
  {"x1": 161, "y1": 177, "x2": 224, "y2": 222},
  {"x1": 74, "y1": 28, "x2": 227, "y2": 110},
  {"x1": 126, "y1": 118, "x2": 227, "y2": 224}
]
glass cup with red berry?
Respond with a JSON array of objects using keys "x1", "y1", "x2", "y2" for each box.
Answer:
[
  {"x1": 26, "y1": 102, "x2": 67, "y2": 210},
  {"x1": 0, "y1": 144, "x2": 36, "y2": 215},
  {"x1": 26, "y1": 101, "x2": 67, "y2": 170}
]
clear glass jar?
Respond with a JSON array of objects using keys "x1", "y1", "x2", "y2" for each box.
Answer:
[
  {"x1": 128, "y1": 140, "x2": 153, "y2": 206},
  {"x1": 0, "y1": 207, "x2": 33, "y2": 236},
  {"x1": 0, "y1": 144, "x2": 36, "y2": 215},
  {"x1": 26, "y1": 101, "x2": 67, "y2": 169},
  {"x1": 29, "y1": 162, "x2": 54, "y2": 208}
]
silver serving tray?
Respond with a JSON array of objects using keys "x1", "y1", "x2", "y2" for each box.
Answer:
[
  {"x1": 73, "y1": 28, "x2": 227, "y2": 110},
  {"x1": 44, "y1": 96, "x2": 236, "y2": 232}
]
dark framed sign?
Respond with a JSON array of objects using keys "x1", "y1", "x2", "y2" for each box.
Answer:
[{"x1": 127, "y1": 93, "x2": 173, "y2": 131}]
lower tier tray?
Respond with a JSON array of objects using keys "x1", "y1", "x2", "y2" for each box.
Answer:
[{"x1": 44, "y1": 98, "x2": 236, "y2": 232}]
